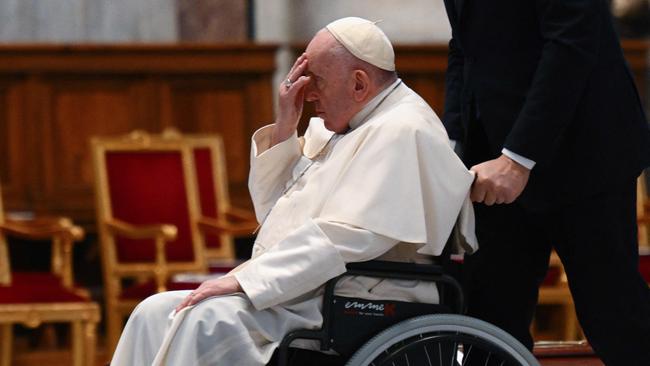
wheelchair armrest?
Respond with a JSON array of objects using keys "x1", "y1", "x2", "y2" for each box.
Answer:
[
  {"x1": 333, "y1": 261, "x2": 463, "y2": 312},
  {"x1": 278, "y1": 260, "x2": 465, "y2": 365},
  {"x1": 320, "y1": 260, "x2": 464, "y2": 339},
  {"x1": 345, "y1": 260, "x2": 445, "y2": 279}
]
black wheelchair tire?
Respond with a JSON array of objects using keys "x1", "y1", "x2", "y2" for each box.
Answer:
[{"x1": 345, "y1": 314, "x2": 540, "y2": 366}]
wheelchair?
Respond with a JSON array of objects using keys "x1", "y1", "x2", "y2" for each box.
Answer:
[{"x1": 271, "y1": 259, "x2": 540, "y2": 366}]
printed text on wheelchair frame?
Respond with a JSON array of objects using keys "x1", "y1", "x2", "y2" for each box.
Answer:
[{"x1": 344, "y1": 301, "x2": 396, "y2": 316}]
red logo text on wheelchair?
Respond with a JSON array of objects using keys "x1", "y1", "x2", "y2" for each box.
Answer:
[{"x1": 343, "y1": 301, "x2": 396, "y2": 317}]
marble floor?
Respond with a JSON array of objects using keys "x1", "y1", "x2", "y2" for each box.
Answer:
[{"x1": 9, "y1": 342, "x2": 606, "y2": 366}]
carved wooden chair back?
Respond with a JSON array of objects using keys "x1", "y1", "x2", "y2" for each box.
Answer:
[{"x1": 160, "y1": 129, "x2": 257, "y2": 263}]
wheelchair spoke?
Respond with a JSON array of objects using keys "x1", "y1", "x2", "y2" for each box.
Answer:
[
  {"x1": 345, "y1": 314, "x2": 538, "y2": 366},
  {"x1": 424, "y1": 344, "x2": 433, "y2": 366},
  {"x1": 484, "y1": 352, "x2": 491, "y2": 366},
  {"x1": 451, "y1": 341, "x2": 457, "y2": 366},
  {"x1": 362, "y1": 330, "x2": 528, "y2": 366}
]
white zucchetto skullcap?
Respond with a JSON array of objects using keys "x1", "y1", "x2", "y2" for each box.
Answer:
[{"x1": 325, "y1": 17, "x2": 395, "y2": 71}]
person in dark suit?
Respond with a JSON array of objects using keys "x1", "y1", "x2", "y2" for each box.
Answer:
[{"x1": 442, "y1": 0, "x2": 650, "y2": 364}]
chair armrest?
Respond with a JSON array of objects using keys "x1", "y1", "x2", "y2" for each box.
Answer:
[
  {"x1": 197, "y1": 216, "x2": 257, "y2": 236},
  {"x1": 104, "y1": 219, "x2": 177, "y2": 293},
  {"x1": 104, "y1": 219, "x2": 177, "y2": 241},
  {"x1": 224, "y1": 207, "x2": 257, "y2": 222},
  {"x1": 0, "y1": 217, "x2": 84, "y2": 241},
  {"x1": 1, "y1": 216, "x2": 84, "y2": 288}
]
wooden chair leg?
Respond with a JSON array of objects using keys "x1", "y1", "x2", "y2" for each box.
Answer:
[
  {"x1": 563, "y1": 304, "x2": 578, "y2": 341},
  {"x1": 0, "y1": 324, "x2": 13, "y2": 366},
  {"x1": 71, "y1": 320, "x2": 83, "y2": 366},
  {"x1": 106, "y1": 310, "x2": 122, "y2": 356},
  {"x1": 84, "y1": 321, "x2": 97, "y2": 366}
]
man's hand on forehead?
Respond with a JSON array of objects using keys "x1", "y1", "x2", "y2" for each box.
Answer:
[{"x1": 272, "y1": 53, "x2": 312, "y2": 145}]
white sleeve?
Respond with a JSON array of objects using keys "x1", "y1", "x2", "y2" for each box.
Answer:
[
  {"x1": 501, "y1": 148, "x2": 536, "y2": 169},
  {"x1": 233, "y1": 218, "x2": 398, "y2": 310},
  {"x1": 248, "y1": 125, "x2": 302, "y2": 222}
]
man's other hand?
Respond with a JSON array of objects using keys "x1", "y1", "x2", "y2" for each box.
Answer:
[
  {"x1": 470, "y1": 154, "x2": 530, "y2": 205},
  {"x1": 175, "y1": 276, "x2": 243, "y2": 313}
]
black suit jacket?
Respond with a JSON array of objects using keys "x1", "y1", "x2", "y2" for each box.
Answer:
[{"x1": 442, "y1": 0, "x2": 650, "y2": 210}]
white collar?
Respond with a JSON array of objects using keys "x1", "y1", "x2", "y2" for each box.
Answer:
[{"x1": 348, "y1": 78, "x2": 402, "y2": 131}]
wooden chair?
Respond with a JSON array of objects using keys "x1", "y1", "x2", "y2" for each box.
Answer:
[
  {"x1": 0, "y1": 184, "x2": 100, "y2": 366},
  {"x1": 535, "y1": 251, "x2": 582, "y2": 341},
  {"x1": 92, "y1": 131, "x2": 211, "y2": 353},
  {"x1": 161, "y1": 129, "x2": 257, "y2": 262}
]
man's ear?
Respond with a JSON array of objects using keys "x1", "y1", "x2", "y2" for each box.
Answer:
[{"x1": 352, "y1": 70, "x2": 371, "y2": 102}]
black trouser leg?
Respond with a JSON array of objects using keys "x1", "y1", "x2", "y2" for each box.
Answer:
[
  {"x1": 464, "y1": 203, "x2": 552, "y2": 349},
  {"x1": 552, "y1": 181, "x2": 650, "y2": 366}
]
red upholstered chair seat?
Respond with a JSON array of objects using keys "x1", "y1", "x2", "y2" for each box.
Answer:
[
  {"x1": 119, "y1": 280, "x2": 199, "y2": 300},
  {"x1": 0, "y1": 272, "x2": 88, "y2": 303},
  {"x1": 9, "y1": 272, "x2": 62, "y2": 286}
]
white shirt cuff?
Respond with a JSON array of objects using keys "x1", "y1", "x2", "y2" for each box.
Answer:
[{"x1": 502, "y1": 148, "x2": 535, "y2": 170}]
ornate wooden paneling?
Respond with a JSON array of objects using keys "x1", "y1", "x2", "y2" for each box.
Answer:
[
  {"x1": 0, "y1": 77, "x2": 28, "y2": 209},
  {"x1": 40, "y1": 76, "x2": 157, "y2": 219},
  {"x1": 0, "y1": 83, "x2": 13, "y2": 185},
  {"x1": 163, "y1": 76, "x2": 252, "y2": 184},
  {"x1": 394, "y1": 44, "x2": 449, "y2": 115},
  {"x1": 0, "y1": 45, "x2": 277, "y2": 228}
]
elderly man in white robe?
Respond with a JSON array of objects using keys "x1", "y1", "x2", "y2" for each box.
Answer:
[{"x1": 111, "y1": 17, "x2": 477, "y2": 366}]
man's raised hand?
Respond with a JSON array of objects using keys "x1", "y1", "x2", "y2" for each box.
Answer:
[{"x1": 272, "y1": 53, "x2": 312, "y2": 145}]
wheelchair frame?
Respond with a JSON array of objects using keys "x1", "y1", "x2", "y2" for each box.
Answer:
[{"x1": 276, "y1": 260, "x2": 540, "y2": 366}]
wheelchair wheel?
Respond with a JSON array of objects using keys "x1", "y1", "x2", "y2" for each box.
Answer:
[{"x1": 346, "y1": 314, "x2": 540, "y2": 366}]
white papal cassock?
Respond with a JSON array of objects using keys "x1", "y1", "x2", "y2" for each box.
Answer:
[{"x1": 110, "y1": 79, "x2": 477, "y2": 366}]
